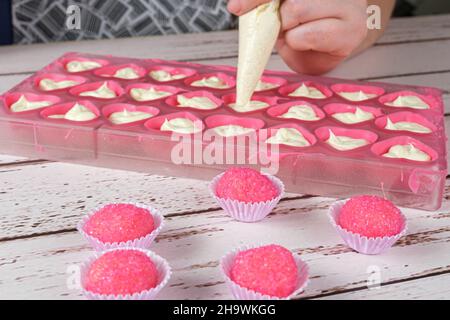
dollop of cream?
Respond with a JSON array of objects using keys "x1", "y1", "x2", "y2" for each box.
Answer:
[
  {"x1": 289, "y1": 83, "x2": 326, "y2": 99},
  {"x1": 66, "y1": 60, "x2": 102, "y2": 72},
  {"x1": 10, "y1": 95, "x2": 52, "y2": 112},
  {"x1": 332, "y1": 107, "x2": 374, "y2": 124},
  {"x1": 255, "y1": 80, "x2": 279, "y2": 92},
  {"x1": 48, "y1": 103, "x2": 97, "y2": 122},
  {"x1": 150, "y1": 70, "x2": 186, "y2": 82},
  {"x1": 109, "y1": 109, "x2": 153, "y2": 125},
  {"x1": 213, "y1": 125, "x2": 254, "y2": 137},
  {"x1": 39, "y1": 78, "x2": 79, "y2": 91},
  {"x1": 326, "y1": 131, "x2": 368, "y2": 151},
  {"x1": 385, "y1": 118, "x2": 431, "y2": 134},
  {"x1": 266, "y1": 128, "x2": 310, "y2": 147},
  {"x1": 229, "y1": 100, "x2": 269, "y2": 113},
  {"x1": 337, "y1": 90, "x2": 377, "y2": 101},
  {"x1": 79, "y1": 83, "x2": 116, "y2": 99},
  {"x1": 130, "y1": 87, "x2": 172, "y2": 101},
  {"x1": 383, "y1": 144, "x2": 431, "y2": 162},
  {"x1": 112, "y1": 67, "x2": 140, "y2": 79},
  {"x1": 160, "y1": 118, "x2": 202, "y2": 134},
  {"x1": 385, "y1": 95, "x2": 430, "y2": 110},
  {"x1": 190, "y1": 76, "x2": 230, "y2": 89},
  {"x1": 279, "y1": 105, "x2": 320, "y2": 121},
  {"x1": 177, "y1": 95, "x2": 217, "y2": 110}
]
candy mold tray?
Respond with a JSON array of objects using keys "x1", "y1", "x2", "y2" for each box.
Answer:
[{"x1": 0, "y1": 52, "x2": 447, "y2": 211}]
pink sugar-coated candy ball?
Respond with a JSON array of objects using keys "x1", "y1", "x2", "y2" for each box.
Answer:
[
  {"x1": 216, "y1": 167, "x2": 279, "y2": 203},
  {"x1": 338, "y1": 195, "x2": 404, "y2": 238},
  {"x1": 230, "y1": 244, "x2": 298, "y2": 298},
  {"x1": 85, "y1": 249, "x2": 158, "y2": 295},
  {"x1": 84, "y1": 203, "x2": 155, "y2": 243}
]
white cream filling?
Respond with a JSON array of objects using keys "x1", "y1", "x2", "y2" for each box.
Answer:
[
  {"x1": 279, "y1": 105, "x2": 319, "y2": 121},
  {"x1": 10, "y1": 95, "x2": 52, "y2": 112},
  {"x1": 190, "y1": 76, "x2": 230, "y2": 89},
  {"x1": 66, "y1": 60, "x2": 102, "y2": 72},
  {"x1": 385, "y1": 95, "x2": 430, "y2": 110},
  {"x1": 150, "y1": 70, "x2": 187, "y2": 82},
  {"x1": 48, "y1": 103, "x2": 97, "y2": 122},
  {"x1": 112, "y1": 67, "x2": 140, "y2": 79},
  {"x1": 266, "y1": 128, "x2": 310, "y2": 147},
  {"x1": 130, "y1": 87, "x2": 172, "y2": 101},
  {"x1": 337, "y1": 90, "x2": 377, "y2": 101},
  {"x1": 255, "y1": 80, "x2": 279, "y2": 91},
  {"x1": 332, "y1": 107, "x2": 374, "y2": 124},
  {"x1": 288, "y1": 83, "x2": 326, "y2": 99},
  {"x1": 109, "y1": 109, "x2": 153, "y2": 125},
  {"x1": 177, "y1": 95, "x2": 217, "y2": 110},
  {"x1": 213, "y1": 125, "x2": 254, "y2": 137},
  {"x1": 79, "y1": 83, "x2": 116, "y2": 99},
  {"x1": 385, "y1": 118, "x2": 432, "y2": 134},
  {"x1": 39, "y1": 78, "x2": 79, "y2": 91},
  {"x1": 229, "y1": 100, "x2": 269, "y2": 113},
  {"x1": 160, "y1": 118, "x2": 202, "y2": 134},
  {"x1": 326, "y1": 131, "x2": 368, "y2": 151},
  {"x1": 383, "y1": 144, "x2": 431, "y2": 162}
]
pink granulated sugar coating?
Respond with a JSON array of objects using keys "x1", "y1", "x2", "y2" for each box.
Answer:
[
  {"x1": 83, "y1": 203, "x2": 155, "y2": 243},
  {"x1": 84, "y1": 249, "x2": 158, "y2": 296},
  {"x1": 215, "y1": 167, "x2": 279, "y2": 203},
  {"x1": 230, "y1": 245, "x2": 298, "y2": 298},
  {"x1": 338, "y1": 195, "x2": 404, "y2": 238}
]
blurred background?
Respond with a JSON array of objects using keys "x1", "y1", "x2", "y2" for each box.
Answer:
[{"x1": 1, "y1": 0, "x2": 450, "y2": 46}]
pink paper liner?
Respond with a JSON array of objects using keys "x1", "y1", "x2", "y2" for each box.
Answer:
[
  {"x1": 328, "y1": 199, "x2": 407, "y2": 255},
  {"x1": 77, "y1": 202, "x2": 165, "y2": 251},
  {"x1": 221, "y1": 244, "x2": 309, "y2": 300},
  {"x1": 80, "y1": 247, "x2": 172, "y2": 300},
  {"x1": 210, "y1": 173, "x2": 284, "y2": 223}
]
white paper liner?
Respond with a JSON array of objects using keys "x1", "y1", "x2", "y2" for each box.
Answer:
[
  {"x1": 221, "y1": 244, "x2": 309, "y2": 300},
  {"x1": 328, "y1": 199, "x2": 408, "y2": 255},
  {"x1": 210, "y1": 173, "x2": 285, "y2": 222},
  {"x1": 77, "y1": 202, "x2": 165, "y2": 251},
  {"x1": 81, "y1": 247, "x2": 172, "y2": 300}
]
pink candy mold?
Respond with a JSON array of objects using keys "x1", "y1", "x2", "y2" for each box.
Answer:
[
  {"x1": 144, "y1": 111, "x2": 205, "y2": 134},
  {"x1": 379, "y1": 90, "x2": 438, "y2": 111},
  {"x1": 315, "y1": 126, "x2": 378, "y2": 152},
  {"x1": 126, "y1": 83, "x2": 184, "y2": 102},
  {"x1": 34, "y1": 73, "x2": 87, "y2": 92},
  {"x1": 81, "y1": 248, "x2": 172, "y2": 300},
  {"x1": 40, "y1": 101, "x2": 100, "y2": 122},
  {"x1": 264, "y1": 124, "x2": 317, "y2": 149},
  {"x1": 102, "y1": 103, "x2": 160, "y2": 126},
  {"x1": 279, "y1": 81, "x2": 333, "y2": 99},
  {"x1": 374, "y1": 111, "x2": 437, "y2": 134},
  {"x1": 221, "y1": 244, "x2": 309, "y2": 300},
  {"x1": 2, "y1": 92, "x2": 61, "y2": 114},
  {"x1": 184, "y1": 72, "x2": 236, "y2": 89},
  {"x1": 204, "y1": 114, "x2": 265, "y2": 133},
  {"x1": 69, "y1": 81, "x2": 125, "y2": 99},
  {"x1": 323, "y1": 103, "x2": 383, "y2": 125},
  {"x1": 254, "y1": 75, "x2": 288, "y2": 92},
  {"x1": 165, "y1": 91, "x2": 223, "y2": 111},
  {"x1": 222, "y1": 94, "x2": 278, "y2": 114},
  {"x1": 93, "y1": 63, "x2": 147, "y2": 80},
  {"x1": 266, "y1": 100, "x2": 326, "y2": 122},
  {"x1": 331, "y1": 83, "x2": 385, "y2": 101},
  {"x1": 148, "y1": 65, "x2": 197, "y2": 82},
  {"x1": 371, "y1": 136, "x2": 438, "y2": 162},
  {"x1": 61, "y1": 56, "x2": 110, "y2": 73}
]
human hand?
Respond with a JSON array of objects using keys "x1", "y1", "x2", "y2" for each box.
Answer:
[{"x1": 228, "y1": 0, "x2": 369, "y2": 75}]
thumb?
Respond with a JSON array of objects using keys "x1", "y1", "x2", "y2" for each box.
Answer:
[{"x1": 227, "y1": 0, "x2": 273, "y2": 16}]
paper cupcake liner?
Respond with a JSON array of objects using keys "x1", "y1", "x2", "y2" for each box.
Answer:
[
  {"x1": 81, "y1": 247, "x2": 172, "y2": 300},
  {"x1": 221, "y1": 244, "x2": 309, "y2": 300},
  {"x1": 210, "y1": 173, "x2": 284, "y2": 223},
  {"x1": 328, "y1": 199, "x2": 407, "y2": 255},
  {"x1": 77, "y1": 202, "x2": 165, "y2": 251}
]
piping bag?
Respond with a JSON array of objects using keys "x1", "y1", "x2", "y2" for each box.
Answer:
[{"x1": 235, "y1": 0, "x2": 281, "y2": 107}]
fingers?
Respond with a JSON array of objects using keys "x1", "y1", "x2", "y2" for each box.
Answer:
[{"x1": 227, "y1": 0, "x2": 273, "y2": 16}]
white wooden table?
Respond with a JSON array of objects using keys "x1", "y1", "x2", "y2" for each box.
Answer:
[{"x1": 1, "y1": 14, "x2": 450, "y2": 300}]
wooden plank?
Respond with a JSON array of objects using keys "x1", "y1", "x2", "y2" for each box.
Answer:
[
  {"x1": 0, "y1": 194, "x2": 448, "y2": 299},
  {"x1": 319, "y1": 273, "x2": 450, "y2": 300}
]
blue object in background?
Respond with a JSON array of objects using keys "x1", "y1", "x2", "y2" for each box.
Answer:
[{"x1": 0, "y1": 0, "x2": 13, "y2": 45}]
